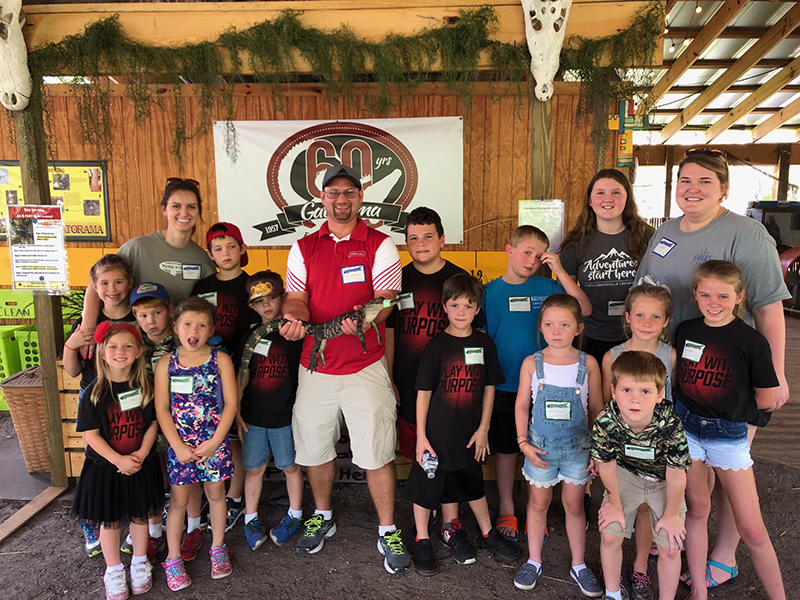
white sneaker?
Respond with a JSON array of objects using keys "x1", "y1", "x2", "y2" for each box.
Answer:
[
  {"x1": 103, "y1": 568, "x2": 129, "y2": 600},
  {"x1": 130, "y1": 562, "x2": 153, "y2": 595}
]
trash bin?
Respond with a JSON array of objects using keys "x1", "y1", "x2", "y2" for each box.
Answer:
[{"x1": 0, "y1": 366, "x2": 50, "y2": 473}]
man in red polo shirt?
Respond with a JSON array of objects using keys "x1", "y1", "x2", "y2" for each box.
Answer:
[{"x1": 280, "y1": 165, "x2": 409, "y2": 573}]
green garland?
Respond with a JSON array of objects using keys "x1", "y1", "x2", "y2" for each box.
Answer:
[{"x1": 21, "y1": 3, "x2": 662, "y2": 167}]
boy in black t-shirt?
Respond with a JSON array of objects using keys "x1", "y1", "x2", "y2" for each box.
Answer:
[
  {"x1": 234, "y1": 271, "x2": 303, "y2": 551},
  {"x1": 130, "y1": 282, "x2": 176, "y2": 376},
  {"x1": 386, "y1": 207, "x2": 484, "y2": 460},
  {"x1": 192, "y1": 222, "x2": 256, "y2": 531},
  {"x1": 406, "y1": 273, "x2": 518, "y2": 576}
]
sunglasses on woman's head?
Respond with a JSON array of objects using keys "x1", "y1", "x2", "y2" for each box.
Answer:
[
  {"x1": 166, "y1": 177, "x2": 200, "y2": 187},
  {"x1": 685, "y1": 148, "x2": 726, "y2": 161}
]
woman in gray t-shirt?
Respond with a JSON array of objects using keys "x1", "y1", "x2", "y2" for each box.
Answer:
[{"x1": 560, "y1": 169, "x2": 654, "y2": 365}]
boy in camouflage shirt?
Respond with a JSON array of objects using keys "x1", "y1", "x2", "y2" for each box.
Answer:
[{"x1": 591, "y1": 351, "x2": 691, "y2": 600}]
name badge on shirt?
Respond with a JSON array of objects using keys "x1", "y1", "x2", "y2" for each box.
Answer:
[
  {"x1": 624, "y1": 444, "x2": 655, "y2": 461},
  {"x1": 341, "y1": 264, "x2": 366, "y2": 285},
  {"x1": 463, "y1": 347, "x2": 484, "y2": 365},
  {"x1": 682, "y1": 340, "x2": 705, "y2": 363},
  {"x1": 544, "y1": 400, "x2": 572, "y2": 421},
  {"x1": 170, "y1": 375, "x2": 194, "y2": 394},
  {"x1": 508, "y1": 296, "x2": 532, "y2": 312},
  {"x1": 397, "y1": 292, "x2": 415, "y2": 311},
  {"x1": 198, "y1": 292, "x2": 218, "y2": 306},
  {"x1": 150, "y1": 355, "x2": 161, "y2": 373},
  {"x1": 117, "y1": 389, "x2": 143, "y2": 412},
  {"x1": 608, "y1": 300, "x2": 626, "y2": 317},
  {"x1": 254, "y1": 339, "x2": 272, "y2": 357},
  {"x1": 652, "y1": 237, "x2": 677, "y2": 258},
  {"x1": 182, "y1": 264, "x2": 202, "y2": 281}
]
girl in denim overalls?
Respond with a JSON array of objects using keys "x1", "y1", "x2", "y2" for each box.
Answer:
[{"x1": 513, "y1": 294, "x2": 605, "y2": 593}]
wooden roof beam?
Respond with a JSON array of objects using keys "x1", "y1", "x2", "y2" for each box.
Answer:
[
  {"x1": 651, "y1": 0, "x2": 750, "y2": 105},
  {"x1": 668, "y1": 26, "x2": 800, "y2": 38},
  {"x1": 652, "y1": 107, "x2": 778, "y2": 115},
  {"x1": 706, "y1": 54, "x2": 800, "y2": 140},
  {"x1": 668, "y1": 84, "x2": 800, "y2": 93},
  {"x1": 662, "y1": 58, "x2": 793, "y2": 68},
  {"x1": 751, "y1": 96, "x2": 800, "y2": 141},
  {"x1": 660, "y1": 1, "x2": 800, "y2": 143}
]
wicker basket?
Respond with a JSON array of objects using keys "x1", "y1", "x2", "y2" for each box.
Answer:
[{"x1": 0, "y1": 366, "x2": 50, "y2": 473}]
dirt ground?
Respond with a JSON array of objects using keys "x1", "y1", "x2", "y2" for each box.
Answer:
[{"x1": 0, "y1": 416, "x2": 798, "y2": 600}]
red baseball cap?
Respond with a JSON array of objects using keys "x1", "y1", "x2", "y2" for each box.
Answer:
[{"x1": 206, "y1": 222, "x2": 249, "y2": 267}]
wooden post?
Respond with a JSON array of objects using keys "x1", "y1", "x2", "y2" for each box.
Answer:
[
  {"x1": 777, "y1": 143, "x2": 791, "y2": 206},
  {"x1": 530, "y1": 93, "x2": 553, "y2": 200},
  {"x1": 664, "y1": 149, "x2": 674, "y2": 219},
  {"x1": 13, "y1": 105, "x2": 69, "y2": 489}
]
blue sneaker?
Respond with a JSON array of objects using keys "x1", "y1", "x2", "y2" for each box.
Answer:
[
  {"x1": 80, "y1": 522, "x2": 101, "y2": 557},
  {"x1": 270, "y1": 513, "x2": 301, "y2": 546},
  {"x1": 244, "y1": 518, "x2": 267, "y2": 551},
  {"x1": 570, "y1": 566, "x2": 604, "y2": 598}
]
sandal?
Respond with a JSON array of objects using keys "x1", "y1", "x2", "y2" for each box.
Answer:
[
  {"x1": 706, "y1": 560, "x2": 738, "y2": 589},
  {"x1": 495, "y1": 515, "x2": 519, "y2": 542},
  {"x1": 523, "y1": 520, "x2": 548, "y2": 545}
]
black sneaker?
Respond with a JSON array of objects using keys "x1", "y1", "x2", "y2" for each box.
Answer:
[
  {"x1": 441, "y1": 520, "x2": 476, "y2": 565},
  {"x1": 377, "y1": 530, "x2": 410, "y2": 574},
  {"x1": 199, "y1": 497, "x2": 209, "y2": 531},
  {"x1": 475, "y1": 527, "x2": 520, "y2": 563},
  {"x1": 412, "y1": 539, "x2": 438, "y2": 576},
  {"x1": 584, "y1": 493, "x2": 592, "y2": 531},
  {"x1": 224, "y1": 498, "x2": 244, "y2": 532},
  {"x1": 297, "y1": 514, "x2": 336, "y2": 555}
]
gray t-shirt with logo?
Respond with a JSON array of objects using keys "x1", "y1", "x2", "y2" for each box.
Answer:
[
  {"x1": 636, "y1": 210, "x2": 790, "y2": 335},
  {"x1": 117, "y1": 231, "x2": 216, "y2": 304},
  {"x1": 561, "y1": 229, "x2": 649, "y2": 341}
]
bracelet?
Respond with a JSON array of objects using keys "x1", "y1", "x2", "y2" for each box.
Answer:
[
  {"x1": 64, "y1": 343, "x2": 76, "y2": 352},
  {"x1": 516, "y1": 435, "x2": 527, "y2": 441}
]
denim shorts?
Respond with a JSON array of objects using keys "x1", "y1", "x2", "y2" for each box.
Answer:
[
  {"x1": 675, "y1": 401, "x2": 752, "y2": 470},
  {"x1": 521, "y1": 434, "x2": 591, "y2": 488},
  {"x1": 240, "y1": 424, "x2": 296, "y2": 471}
]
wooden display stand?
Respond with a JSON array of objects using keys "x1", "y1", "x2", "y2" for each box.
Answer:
[{"x1": 56, "y1": 361, "x2": 83, "y2": 477}]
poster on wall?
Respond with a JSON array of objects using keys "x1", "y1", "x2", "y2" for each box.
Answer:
[
  {"x1": 0, "y1": 161, "x2": 110, "y2": 241},
  {"x1": 8, "y1": 205, "x2": 69, "y2": 292},
  {"x1": 212, "y1": 118, "x2": 464, "y2": 246},
  {"x1": 518, "y1": 199, "x2": 565, "y2": 251}
]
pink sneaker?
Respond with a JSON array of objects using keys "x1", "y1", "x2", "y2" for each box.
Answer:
[
  {"x1": 162, "y1": 557, "x2": 191, "y2": 592},
  {"x1": 103, "y1": 568, "x2": 129, "y2": 600},
  {"x1": 130, "y1": 561, "x2": 152, "y2": 595},
  {"x1": 210, "y1": 545, "x2": 233, "y2": 580},
  {"x1": 179, "y1": 529, "x2": 203, "y2": 562}
]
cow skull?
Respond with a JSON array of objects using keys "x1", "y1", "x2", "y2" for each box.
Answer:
[
  {"x1": 521, "y1": 0, "x2": 572, "y2": 102},
  {"x1": 0, "y1": 0, "x2": 31, "y2": 111}
]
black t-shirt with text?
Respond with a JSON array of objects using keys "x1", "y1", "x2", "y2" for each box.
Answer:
[
  {"x1": 77, "y1": 380, "x2": 156, "y2": 467},
  {"x1": 234, "y1": 327, "x2": 302, "y2": 429},
  {"x1": 71, "y1": 310, "x2": 136, "y2": 390},
  {"x1": 386, "y1": 260, "x2": 486, "y2": 423},
  {"x1": 192, "y1": 272, "x2": 257, "y2": 355},
  {"x1": 675, "y1": 317, "x2": 778, "y2": 423},
  {"x1": 415, "y1": 330, "x2": 503, "y2": 470}
]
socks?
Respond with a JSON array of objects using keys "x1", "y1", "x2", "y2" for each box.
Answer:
[
  {"x1": 131, "y1": 555, "x2": 148, "y2": 566},
  {"x1": 572, "y1": 564, "x2": 587, "y2": 574},
  {"x1": 288, "y1": 508, "x2": 303, "y2": 520},
  {"x1": 605, "y1": 591, "x2": 622, "y2": 600},
  {"x1": 105, "y1": 564, "x2": 124, "y2": 575},
  {"x1": 315, "y1": 509, "x2": 333, "y2": 521},
  {"x1": 528, "y1": 559, "x2": 542, "y2": 569},
  {"x1": 229, "y1": 497, "x2": 242, "y2": 504},
  {"x1": 244, "y1": 512, "x2": 257, "y2": 525},
  {"x1": 125, "y1": 533, "x2": 133, "y2": 545},
  {"x1": 149, "y1": 524, "x2": 162, "y2": 538},
  {"x1": 187, "y1": 517, "x2": 201, "y2": 533},
  {"x1": 378, "y1": 525, "x2": 397, "y2": 537}
]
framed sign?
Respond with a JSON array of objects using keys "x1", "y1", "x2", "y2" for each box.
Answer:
[
  {"x1": 518, "y1": 199, "x2": 565, "y2": 251},
  {"x1": 8, "y1": 205, "x2": 69, "y2": 292},
  {"x1": 0, "y1": 161, "x2": 111, "y2": 241}
]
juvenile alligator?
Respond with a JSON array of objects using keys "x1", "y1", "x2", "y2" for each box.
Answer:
[{"x1": 238, "y1": 297, "x2": 398, "y2": 390}]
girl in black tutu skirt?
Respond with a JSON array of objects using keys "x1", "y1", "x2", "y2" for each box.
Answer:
[{"x1": 72, "y1": 321, "x2": 164, "y2": 600}]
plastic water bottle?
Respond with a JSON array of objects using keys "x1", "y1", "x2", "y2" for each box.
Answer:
[{"x1": 421, "y1": 450, "x2": 438, "y2": 479}]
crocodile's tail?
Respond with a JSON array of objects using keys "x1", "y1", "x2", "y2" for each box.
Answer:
[{"x1": 237, "y1": 318, "x2": 289, "y2": 394}]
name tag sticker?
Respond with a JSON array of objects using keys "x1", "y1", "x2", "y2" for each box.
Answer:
[
  {"x1": 198, "y1": 292, "x2": 218, "y2": 306},
  {"x1": 625, "y1": 444, "x2": 655, "y2": 460},
  {"x1": 544, "y1": 400, "x2": 572, "y2": 421},
  {"x1": 398, "y1": 292, "x2": 415, "y2": 311},
  {"x1": 182, "y1": 264, "x2": 202, "y2": 281},
  {"x1": 254, "y1": 339, "x2": 272, "y2": 357},
  {"x1": 170, "y1": 375, "x2": 194, "y2": 394},
  {"x1": 652, "y1": 237, "x2": 677, "y2": 258},
  {"x1": 682, "y1": 340, "x2": 705, "y2": 363},
  {"x1": 341, "y1": 265, "x2": 366, "y2": 285},
  {"x1": 463, "y1": 347, "x2": 484, "y2": 365},
  {"x1": 150, "y1": 356, "x2": 160, "y2": 372},
  {"x1": 508, "y1": 296, "x2": 532, "y2": 312},
  {"x1": 117, "y1": 389, "x2": 143, "y2": 412},
  {"x1": 608, "y1": 300, "x2": 626, "y2": 317}
]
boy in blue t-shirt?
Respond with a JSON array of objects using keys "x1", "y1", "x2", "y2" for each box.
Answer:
[{"x1": 483, "y1": 225, "x2": 591, "y2": 542}]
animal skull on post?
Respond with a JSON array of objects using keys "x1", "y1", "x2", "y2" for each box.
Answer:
[
  {"x1": 521, "y1": 0, "x2": 572, "y2": 102},
  {"x1": 0, "y1": 0, "x2": 31, "y2": 111}
]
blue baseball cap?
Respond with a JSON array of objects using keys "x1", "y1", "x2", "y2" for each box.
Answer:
[{"x1": 130, "y1": 282, "x2": 171, "y2": 307}]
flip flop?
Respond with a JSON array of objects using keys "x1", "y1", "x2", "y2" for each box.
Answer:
[
  {"x1": 495, "y1": 515, "x2": 519, "y2": 542},
  {"x1": 522, "y1": 520, "x2": 548, "y2": 545},
  {"x1": 706, "y1": 560, "x2": 738, "y2": 589}
]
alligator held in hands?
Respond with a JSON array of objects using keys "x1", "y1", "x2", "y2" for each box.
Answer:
[{"x1": 238, "y1": 297, "x2": 398, "y2": 390}]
